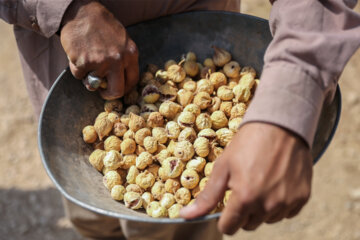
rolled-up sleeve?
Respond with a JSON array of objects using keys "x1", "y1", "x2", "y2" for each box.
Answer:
[
  {"x1": 0, "y1": 0, "x2": 73, "y2": 37},
  {"x1": 242, "y1": 0, "x2": 360, "y2": 147}
]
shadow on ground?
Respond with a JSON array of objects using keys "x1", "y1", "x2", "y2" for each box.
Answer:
[{"x1": 0, "y1": 187, "x2": 84, "y2": 240}]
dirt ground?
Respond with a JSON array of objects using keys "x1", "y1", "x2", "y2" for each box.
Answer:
[{"x1": 0, "y1": 1, "x2": 359, "y2": 240}]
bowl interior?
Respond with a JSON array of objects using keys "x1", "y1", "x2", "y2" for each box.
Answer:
[{"x1": 39, "y1": 11, "x2": 340, "y2": 223}]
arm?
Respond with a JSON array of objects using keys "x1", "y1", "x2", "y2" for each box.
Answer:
[
  {"x1": 181, "y1": 0, "x2": 360, "y2": 234},
  {"x1": 244, "y1": 0, "x2": 360, "y2": 147},
  {"x1": 0, "y1": 0, "x2": 73, "y2": 37}
]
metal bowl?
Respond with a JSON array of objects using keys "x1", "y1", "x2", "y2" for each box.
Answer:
[{"x1": 38, "y1": 11, "x2": 341, "y2": 223}]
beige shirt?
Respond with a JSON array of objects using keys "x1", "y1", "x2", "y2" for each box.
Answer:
[{"x1": 1, "y1": 0, "x2": 360, "y2": 147}]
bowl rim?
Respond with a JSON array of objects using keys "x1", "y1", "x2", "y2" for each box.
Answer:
[{"x1": 38, "y1": 10, "x2": 342, "y2": 223}]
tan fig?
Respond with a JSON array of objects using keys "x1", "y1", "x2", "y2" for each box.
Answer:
[
  {"x1": 82, "y1": 125, "x2": 97, "y2": 143},
  {"x1": 140, "y1": 71, "x2": 154, "y2": 87},
  {"x1": 164, "y1": 59, "x2": 177, "y2": 70},
  {"x1": 159, "y1": 83, "x2": 178, "y2": 102},
  {"x1": 167, "y1": 64, "x2": 186, "y2": 83},
  {"x1": 128, "y1": 113, "x2": 146, "y2": 132},
  {"x1": 212, "y1": 46, "x2": 231, "y2": 67},
  {"x1": 124, "y1": 89, "x2": 139, "y2": 105},
  {"x1": 147, "y1": 63, "x2": 159, "y2": 75},
  {"x1": 185, "y1": 52, "x2": 197, "y2": 62},
  {"x1": 203, "y1": 58, "x2": 216, "y2": 70},
  {"x1": 177, "y1": 89, "x2": 194, "y2": 107},
  {"x1": 209, "y1": 72, "x2": 227, "y2": 90},
  {"x1": 200, "y1": 66, "x2": 215, "y2": 79},
  {"x1": 94, "y1": 112, "x2": 113, "y2": 140},
  {"x1": 240, "y1": 66, "x2": 257, "y2": 78},
  {"x1": 104, "y1": 99, "x2": 123, "y2": 113},
  {"x1": 223, "y1": 61, "x2": 241, "y2": 78},
  {"x1": 183, "y1": 61, "x2": 199, "y2": 77},
  {"x1": 142, "y1": 84, "x2": 160, "y2": 104}
]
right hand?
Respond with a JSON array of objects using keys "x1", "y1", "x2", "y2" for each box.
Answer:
[
  {"x1": 181, "y1": 123, "x2": 312, "y2": 234},
  {"x1": 60, "y1": 0, "x2": 139, "y2": 100}
]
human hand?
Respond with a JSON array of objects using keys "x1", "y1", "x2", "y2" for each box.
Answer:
[
  {"x1": 60, "y1": 0, "x2": 139, "y2": 100},
  {"x1": 180, "y1": 122, "x2": 313, "y2": 234}
]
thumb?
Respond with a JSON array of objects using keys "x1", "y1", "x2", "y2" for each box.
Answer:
[{"x1": 180, "y1": 156, "x2": 229, "y2": 219}]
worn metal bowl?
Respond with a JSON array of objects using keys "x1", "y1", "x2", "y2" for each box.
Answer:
[{"x1": 38, "y1": 11, "x2": 341, "y2": 223}]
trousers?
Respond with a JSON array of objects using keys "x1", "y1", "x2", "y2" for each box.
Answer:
[{"x1": 64, "y1": 199, "x2": 223, "y2": 240}]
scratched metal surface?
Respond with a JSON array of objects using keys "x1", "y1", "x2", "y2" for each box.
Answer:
[{"x1": 38, "y1": 11, "x2": 340, "y2": 223}]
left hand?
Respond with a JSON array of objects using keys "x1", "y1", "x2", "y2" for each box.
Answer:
[
  {"x1": 180, "y1": 122, "x2": 313, "y2": 234},
  {"x1": 60, "y1": 0, "x2": 139, "y2": 100}
]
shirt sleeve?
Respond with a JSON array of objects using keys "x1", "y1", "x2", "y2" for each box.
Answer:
[
  {"x1": 0, "y1": 0, "x2": 73, "y2": 37},
  {"x1": 242, "y1": 0, "x2": 360, "y2": 147}
]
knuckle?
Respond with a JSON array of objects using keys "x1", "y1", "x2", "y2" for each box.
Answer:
[
  {"x1": 243, "y1": 222, "x2": 262, "y2": 231},
  {"x1": 88, "y1": 54, "x2": 106, "y2": 66},
  {"x1": 127, "y1": 41, "x2": 139, "y2": 56},
  {"x1": 286, "y1": 206, "x2": 302, "y2": 219},
  {"x1": 294, "y1": 190, "x2": 311, "y2": 206},
  {"x1": 109, "y1": 52, "x2": 122, "y2": 62},
  {"x1": 88, "y1": 51, "x2": 122, "y2": 66},
  {"x1": 67, "y1": 54, "x2": 77, "y2": 65},
  {"x1": 240, "y1": 190, "x2": 256, "y2": 206},
  {"x1": 298, "y1": 197, "x2": 309, "y2": 209},
  {"x1": 69, "y1": 65, "x2": 84, "y2": 79},
  {"x1": 265, "y1": 199, "x2": 286, "y2": 213},
  {"x1": 75, "y1": 55, "x2": 87, "y2": 69},
  {"x1": 128, "y1": 40, "x2": 137, "y2": 51},
  {"x1": 222, "y1": 226, "x2": 239, "y2": 235}
]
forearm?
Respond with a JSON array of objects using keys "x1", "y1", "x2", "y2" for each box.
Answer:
[
  {"x1": 243, "y1": 0, "x2": 360, "y2": 147},
  {"x1": 0, "y1": 0, "x2": 73, "y2": 37}
]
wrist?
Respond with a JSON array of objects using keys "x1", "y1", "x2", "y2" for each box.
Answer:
[
  {"x1": 60, "y1": 0, "x2": 99, "y2": 32},
  {"x1": 240, "y1": 122, "x2": 310, "y2": 150}
]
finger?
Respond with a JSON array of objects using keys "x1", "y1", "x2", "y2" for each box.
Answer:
[
  {"x1": 266, "y1": 198, "x2": 307, "y2": 223},
  {"x1": 218, "y1": 193, "x2": 249, "y2": 235},
  {"x1": 100, "y1": 64, "x2": 125, "y2": 100},
  {"x1": 180, "y1": 156, "x2": 229, "y2": 219},
  {"x1": 242, "y1": 217, "x2": 262, "y2": 232},
  {"x1": 265, "y1": 208, "x2": 287, "y2": 224},
  {"x1": 242, "y1": 213, "x2": 266, "y2": 231},
  {"x1": 264, "y1": 202, "x2": 287, "y2": 224},
  {"x1": 286, "y1": 200, "x2": 306, "y2": 219},
  {"x1": 124, "y1": 42, "x2": 139, "y2": 94},
  {"x1": 241, "y1": 202, "x2": 268, "y2": 231},
  {"x1": 124, "y1": 59, "x2": 139, "y2": 94},
  {"x1": 69, "y1": 61, "x2": 88, "y2": 80},
  {"x1": 92, "y1": 62, "x2": 111, "y2": 79}
]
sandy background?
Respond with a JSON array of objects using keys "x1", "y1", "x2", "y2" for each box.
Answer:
[{"x1": 0, "y1": 1, "x2": 359, "y2": 239}]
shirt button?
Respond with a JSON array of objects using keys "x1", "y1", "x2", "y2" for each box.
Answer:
[{"x1": 29, "y1": 15, "x2": 40, "y2": 31}]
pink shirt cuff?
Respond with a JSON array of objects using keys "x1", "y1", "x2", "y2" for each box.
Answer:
[
  {"x1": 16, "y1": 0, "x2": 74, "y2": 37},
  {"x1": 242, "y1": 62, "x2": 326, "y2": 147}
]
